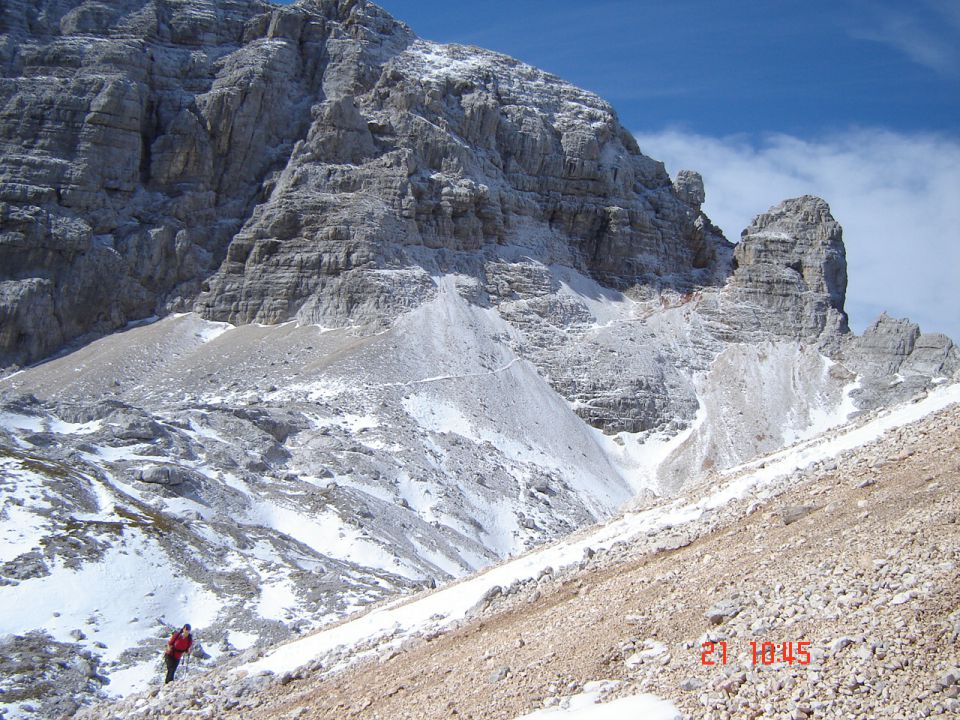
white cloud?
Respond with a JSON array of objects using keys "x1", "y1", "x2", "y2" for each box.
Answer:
[
  {"x1": 846, "y1": 0, "x2": 960, "y2": 76},
  {"x1": 633, "y1": 128, "x2": 960, "y2": 341}
]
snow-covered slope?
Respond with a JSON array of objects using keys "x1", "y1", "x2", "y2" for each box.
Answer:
[
  {"x1": 70, "y1": 377, "x2": 960, "y2": 720},
  {"x1": 233, "y1": 382, "x2": 960, "y2": 680},
  {"x1": 0, "y1": 277, "x2": 650, "y2": 715}
]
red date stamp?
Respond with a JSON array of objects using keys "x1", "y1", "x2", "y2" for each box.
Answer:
[{"x1": 701, "y1": 641, "x2": 811, "y2": 666}]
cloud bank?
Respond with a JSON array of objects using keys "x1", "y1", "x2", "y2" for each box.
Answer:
[{"x1": 634, "y1": 128, "x2": 960, "y2": 342}]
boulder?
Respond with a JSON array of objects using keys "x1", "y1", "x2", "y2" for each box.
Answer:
[
  {"x1": 138, "y1": 464, "x2": 196, "y2": 486},
  {"x1": 780, "y1": 504, "x2": 818, "y2": 525},
  {"x1": 704, "y1": 599, "x2": 742, "y2": 625}
]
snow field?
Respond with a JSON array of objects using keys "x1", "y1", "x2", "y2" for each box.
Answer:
[
  {"x1": 0, "y1": 523, "x2": 219, "y2": 696},
  {"x1": 0, "y1": 458, "x2": 55, "y2": 562},
  {"x1": 239, "y1": 382, "x2": 960, "y2": 687},
  {"x1": 510, "y1": 681, "x2": 680, "y2": 720}
]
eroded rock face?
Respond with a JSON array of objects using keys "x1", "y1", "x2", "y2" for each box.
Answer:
[
  {"x1": 903, "y1": 333, "x2": 958, "y2": 378},
  {"x1": 1, "y1": 0, "x2": 736, "y2": 368},
  {"x1": 743, "y1": 196, "x2": 847, "y2": 306},
  {"x1": 674, "y1": 170, "x2": 705, "y2": 211},
  {"x1": 193, "y1": 37, "x2": 732, "y2": 329},
  {"x1": 851, "y1": 313, "x2": 922, "y2": 376},
  {"x1": 2, "y1": 1, "x2": 953, "y2": 441},
  {"x1": 843, "y1": 313, "x2": 960, "y2": 409},
  {"x1": 718, "y1": 195, "x2": 848, "y2": 341},
  {"x1": 0, "y1": 0, "x2": 404, "y2": 367}
]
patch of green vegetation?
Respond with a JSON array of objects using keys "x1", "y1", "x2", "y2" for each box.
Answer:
[
  {"x1": 0, "y1": 445, "x2": 73, "y2": 481},
  {"x1": 114, "y1": 502, "x2": 181, "y2": 537},
  {"x1": 1, "y1": 681, "x2": 56, "y2": 703}
]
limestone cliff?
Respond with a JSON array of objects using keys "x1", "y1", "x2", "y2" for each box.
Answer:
[
  {"x1": 0, "y1": 0, "x2": 408, "y2": 366},
  {"x1": 192, "y1": 31, "x2": 731, "y2": 328},
  {"x1": 1, "y1": 0, "x2": 730, "y2": 370},
  {"x1": 724, "y1": 195, "x2": 848, "y2": 340},
  {"x1": 2, "y1": 0, "x2": 956, "y2": 436}
]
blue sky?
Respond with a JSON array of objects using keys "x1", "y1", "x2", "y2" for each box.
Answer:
[
  {"x1": 373, "y1": 0, "x2": 959, "y2": 137},
  {"x1": 277, "y1": 0, "x2": 960, "y2": 341}
]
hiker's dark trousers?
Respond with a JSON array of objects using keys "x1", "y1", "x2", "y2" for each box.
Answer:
[{"x1": 165, "y1": 653, "x2": 180, "y2": 683}]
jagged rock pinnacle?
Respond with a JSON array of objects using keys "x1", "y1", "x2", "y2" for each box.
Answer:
[{"x1": 720, "y1": 195, "x2": 849, "y2": 340}]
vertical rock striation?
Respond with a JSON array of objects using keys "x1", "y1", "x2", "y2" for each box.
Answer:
[
  {"x1": 1, "y1": 0, "x2": 738, "y2": 368},
  {"x1": 0, "y1": 0, "x2": 411, "y2": 367},
  {"x1": 193, "y1": 37, "x2": 733, "y2": 329},
  {"x1": 0, "y1": 0, "x2": 954, "y2": 429},
  {"x1": 708, "y1": 195, "x2": 849, "y2": 343}
]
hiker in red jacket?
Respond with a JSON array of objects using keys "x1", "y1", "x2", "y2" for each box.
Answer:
[{"x1": 164, "y1": 624, "x2": 193, "y2": 683}]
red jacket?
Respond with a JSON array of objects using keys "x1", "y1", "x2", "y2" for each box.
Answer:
[{"x1": 166, "y1": 631, "x2": 193, "y2": 660}]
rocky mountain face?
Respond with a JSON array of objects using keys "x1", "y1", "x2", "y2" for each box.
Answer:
[
  {"x1": 1, "y1": 0, "x2": 384, "y2": 367},
  {"x1": 1, "y1": 0, "x2": 722, "y2": 372},
  {"x1": 720, "y1": 195, "x2": 848, "y2": 342},
  {"x1": 1, "y1": 1, "x2": 959, "y2": 718}
]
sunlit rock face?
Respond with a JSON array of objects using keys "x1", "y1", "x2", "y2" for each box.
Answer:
[
  {"x1": 1, "y1": 0, "x2": 731, "y2": 369},
  {"x1": 711, "y1": 195, "x2": 849, "y2": 342},
  {"x1": 1, "y1": 3, "x2": 958, "y2": 717}
]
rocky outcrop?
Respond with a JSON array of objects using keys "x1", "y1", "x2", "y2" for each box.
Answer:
[
  {"x1": 850, "y1": 314, "x2": 923, "y2": 376},
  {"x1": 1, "y1": 0, "x2": 952, "y2": 444},
  {"x1": 843, "y1": 313, "x2": 960, "y2": 409},
  {"x1": 0, "y1": 631, "x2": 108, "y2": 719},
  {"x1": 138, "y1": 462, "x2": 197, "y2": 485},
  {"x1": 903, "y1": 332, "x2": 958, "y2": 377},
  {"x1": 2, "y1": 2, "x2": 952, "y2": 426},
  {"x1": 193, "y1": 37, "x2": 732, "y2": 329},
  {"x1": 706, "y1": 195, "x2": 848, "y2": 342},
  {"x1": 674, "y1": 169, "x2": 705, "y2": 210},
  {"x1": 846, "y1": 313, "x2": 960, "y2": 379}
]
